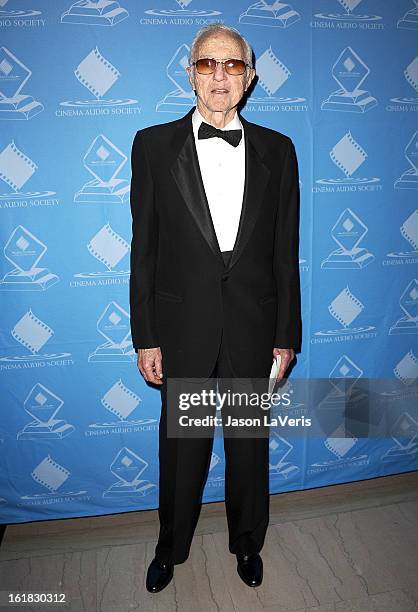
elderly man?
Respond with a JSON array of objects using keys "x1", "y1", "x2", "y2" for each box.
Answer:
[{"x1": 129, "y1": 23, "x2": 302, "y2": 592}]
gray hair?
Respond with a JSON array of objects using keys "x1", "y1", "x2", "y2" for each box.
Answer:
[{"x1": 189, "y1": 23, "x2": 253, "y2": 67}]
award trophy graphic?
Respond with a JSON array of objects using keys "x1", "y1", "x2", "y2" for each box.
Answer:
[
  {"x1": 61, "y1": 0, "x2": 129, "y2": 26},
  {"x1": 382, "y1": 412, "x2": 418, "y2": 460},
  {"x1": 0, "y1": 0, "x2": 41, "y2": 18},
  {"x1": 315, "y1": 0, "x2": 381, "y2": 22},
  {"x1": 321, "y1": 208, "x2": 375, "y2": 269},
  {"x1": 239, "y1": 1, "x2": 300, "y2": 28},
  {"x1": 321, "y1": 46, "x2": 377, "y2": 113},
  {"x1": 207, "y1": 452, "x2": 225, "y2": 487},
  {"x1": 0, "y1": 47, "x2": 43, "y2": 120},
  {"x1": 315, "y1": 286, "x2": 375, "y2": 336},
  {"x1": 0, "y1": 226, "x2": 59, "y2": 292},
  {"x1": 103, "y1": 447, "x2": 157, "y2": 499},
  {"x1": 316, "y1": 131, "x2": 380, "y2": 185},
  {"x1": 74, "y1": 223, "x2": 130, "y2": 280},
  {"x1": 248, "y1": 47, "x2": 305, "y2": 105},
  {"x1": 60, "y1": 47, "x2": 137, "y2": 108},
  {"x1": 156, "y1": 44, "x2": 195, "y2": 113},
  {"x1": 0, "y1": 309, "x2": 70, "y2": 362},
  {"x1": 89, "y1": 301, "x2": 135, "y2": 362},
  {"x1": 390, "y1": 56, "x2": 418, "y2": 106},
  {"x1": 17, "y1": 383, "x2": 75, "y2": 440},
  {"x1": 310, "y1": 356, "x2": 368, "y2": 449},
  {"x1": 389, "y1": 279, "x2": 418, "y2": 335},
  {"x1": 269, "y1": 434, "x2": 299, "y2": 479},
  {"x1": 395, "y1": 131, "x2": 418, "y2": 190},
  {"x1": 397, "y1": 0, "x2": 418, "y2": 30},
  {"x1": 74, "y1": 135, "x2": 130, "y2": 204},
  {"x1": 387, "y1": 210, "x2": 418, "y2": 259},
  {"x1": 145, "y1": 0, "x2": 220, "y2": 17},
  {"x1": 0, "y1": 141, "x2": 55, "y2": 201}
]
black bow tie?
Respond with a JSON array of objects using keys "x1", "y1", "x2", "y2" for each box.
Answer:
[{"x1": 198, "y1": 121, "x2": 242, "y2": 147}]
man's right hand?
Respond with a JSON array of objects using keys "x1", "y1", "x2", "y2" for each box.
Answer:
[{"x1": 137, "y1": 347, "x2": 163, "y2": 385}]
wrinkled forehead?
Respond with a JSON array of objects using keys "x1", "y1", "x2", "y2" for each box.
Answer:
[{"x1": 196, "y1": 34, "x2": 245, "y2": 60}]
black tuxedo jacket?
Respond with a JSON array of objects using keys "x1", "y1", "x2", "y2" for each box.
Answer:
[{"x1": 129, "y1": 106, "x2": 302, "y2": 378}]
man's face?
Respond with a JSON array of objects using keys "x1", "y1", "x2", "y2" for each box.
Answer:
[{"x1": 187, "y1": 33, "x2": 255, "y2": 114}]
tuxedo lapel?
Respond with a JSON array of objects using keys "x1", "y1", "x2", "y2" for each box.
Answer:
[
  {"x1": 171, "y1": 122, "x2": 224, "y2": 267},
  {"x1": 228, "y1": 123, "x2": 270, "y2": 271},
  {"x1": 170, "y1": 107, "x2": 271, "y2": 271}
]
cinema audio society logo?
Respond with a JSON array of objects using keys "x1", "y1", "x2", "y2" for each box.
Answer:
[
  {"x1": 59, "y1": 47, "x2": 138, "y2": 113},
  {"x1": 0, "y1": 47, "x2": 43, "y2": 119},
  {"x1": 397, "y1": 1, "x2": 418, "y2": 30},
  {"x1": 86, "y1": 379, "x2": 157, "y2": 436},
  {"x1": 395, "y1": 131, "x2": 418, "y2": 190},
  {"x1": 103, "y1": 447, "x2": 157, "y2": 499},
  {"x1": 314, "y1": 286, "x2": 376, "y2": 340},
  {"x1": 269, "y1": 433, "x2": 299, "y2": 479},
  {"x1": 239, "y1": 1, "x2": 301, "y2": 28},
  {"x1": 156, "y1": 43, "x2": 195, "y2": 112},
  {"x1": 384, "y1": 210, "x2": 418, "y2": 265},
  {"x1": 321, "y1": 208, "x2": 375, "y2": 269},
  {"x1": 389, "y1": 279, "x2": 418, "y2": 336},
  {"x1": 144, "y1": 0, "x2": 221, "y2": 18},
  {"x1": 313, "y1": 0, "x2": 382, "y2": 25},
  {"x1": 322, "y1": 46, "x2": 377, "y2": 113},
  {"x1": 17, "y1": 383, "x2": 75, "y2": 441},
  {"x1": 388, "y1": 56, "x2": 418, "y2": 110},
  {"x1": 74, "y1": 134, "x2": 130, "y2": 203},
  {"x1": 395, "y1": 350, "x2": 418, "y2": 385},
  {"x1": 315, "y1": 131, "x2": 380, "y2": 190},
  {"x1": 89, "y1": 301, "x2": 134, "y2": 362},
  {"x1": 0, "y1": 141, "x2": 56, "y2": 206},
  {"x1": 72, "y1": 223, "x2": 130, "y2": 286},
  {"x1": 308, "y1": 423, "x2": 369, "y2": 475},
  {"x1": 61, "y1": 0, "x2": 129, "y2": 26},
  {"x1": 246, "y1": 46, "x2": 306, "y2": 111},
  {"x1": 0, "y1": 226, "x2": 59, "y2": 291},
  {"x1": 18, "y1": 455, "x2": 86, "y2": 506},
  {"x1": 307, "y1": 354, "x2": 369, "y2": 474},
  {"x1": 0, "y1": 309, "x2": 71, "y2": 363}
]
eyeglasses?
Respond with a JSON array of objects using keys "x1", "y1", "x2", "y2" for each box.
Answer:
[{"x1": 192, "y1": 57, "x2": 250, "y2": 76}]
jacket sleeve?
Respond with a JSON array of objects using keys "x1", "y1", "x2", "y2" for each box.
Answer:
[
  {"x1": 129, "y1": 130, "x2": 159, "y2": 349},
  {"x1": 273, "y1": 138, "x2": 302, "y2": 352}
]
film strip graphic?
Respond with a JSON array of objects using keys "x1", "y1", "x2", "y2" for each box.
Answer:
[
  {"x1": 101, "y1": 380, "x2": 140, "y2": 420},
  {"x1": 87, "y1": 223, "x2": 129, "y2": 270},
  {"x1": 330, "y1": 132, "x2": 367, "y2": 178},
  {"x1": 0, "y1": 142, "x2": 37, "y2": 191},
  {"x1": 31, "y1": 455, "x2": 70, "y2": 492},
  {"x1": 12, "y1": 310, "x2": 54, "y2": 353},
  {"x1": 75, "y1": 47, "x2": 120, "y2": 98}
]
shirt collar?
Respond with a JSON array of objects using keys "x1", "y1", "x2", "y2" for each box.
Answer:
[{"x1": 192, "y1": 106, "x2": 242, "y2": 138}]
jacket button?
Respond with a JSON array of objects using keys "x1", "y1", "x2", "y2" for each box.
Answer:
[{"x1": 222, "y1": 275, "x2": 229, "y2": 282}]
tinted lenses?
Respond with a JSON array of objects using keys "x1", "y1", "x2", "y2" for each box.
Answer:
[{"x1": 194, "y1": 58, "x2": 247, "y2": 75}]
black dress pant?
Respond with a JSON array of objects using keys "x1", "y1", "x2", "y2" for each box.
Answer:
[{"x1": 155, "y1": 250, "x2": 270, "y2": 565}]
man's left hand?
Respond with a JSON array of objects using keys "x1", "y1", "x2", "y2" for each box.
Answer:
[{"x1": 273, "y1": 347, "x2": 295, "y2": 381}]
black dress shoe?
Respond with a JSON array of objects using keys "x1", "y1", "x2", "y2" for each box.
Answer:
[
  {"x1": 236, "y1": 553, "x2": 263, "y2": 587},
  {"x1": 146, "y1": 557, "x2": 174, "y2": 593}
]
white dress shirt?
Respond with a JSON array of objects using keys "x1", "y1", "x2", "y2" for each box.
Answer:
[{"x1": 192, "y1": 107, "x2": 245, "y2": 253}]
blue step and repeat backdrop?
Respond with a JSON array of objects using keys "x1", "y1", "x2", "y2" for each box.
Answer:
[{"x1": 0, "y1": 0, "x2": 417, "y2": 524}]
